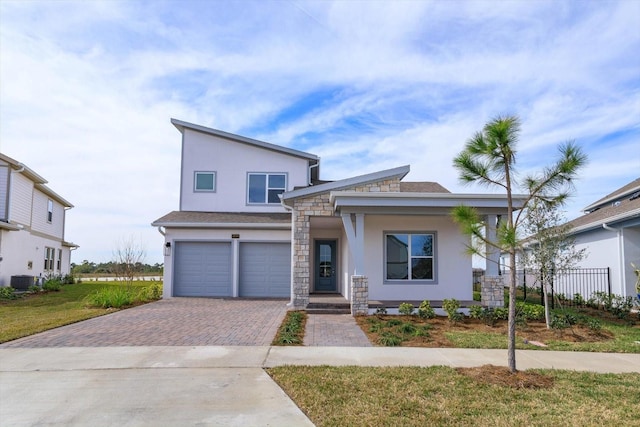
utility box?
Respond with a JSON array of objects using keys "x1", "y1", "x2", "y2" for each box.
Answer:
[{"x1": 10, "y1": 275, "x2": 34, "y2": 291}]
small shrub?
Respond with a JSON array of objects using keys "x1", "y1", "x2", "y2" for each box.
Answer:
[
  {"x1": 582, "y1": 317, "x2": 602, "y2": 332},
  {"x1": 418, "y1": 300, "x2": 436, "y2": 319},
  {"x1": 43, "y1": 278, "x2": 62, "y2": 291},
  {"x1": 62, "y1": 274, "x2": 76, "y2": 285},
  {"x1": 473, "y1": 291, "x2": 481, "y2": 301},
  {"x1": 573, "y1": 293, "x2": 585, "y2": 306},
  {"x1": 550, "y1": 312, "x2": 577, "y2": 330},
  {"x1": 398, "y1": 302, "x2": 415, "y2": 316},
  {"x1": 86, "y1": 287, "x2": 133, "y2": 308},
  {"x1": 386, "y1": 319, "x2": 403, "y2": 327},
  {"x1": 378, "y1": 331, "x2": 402, "y2": 347},
  {"x1": 413, "y1": 325, "x2": 432, "y2": 338},
  {"x1": 137, "y1": 283, "x2": 163, "y2": 301},
  {"x1": 469, "y1": 305, "x2": 484, "y2": 320},
  {"x1": 443, "y1": 299, "x2": 463, "y2": 323},
  {"x1": 28, "y1": 285, "x2": 42, "y2": 293},
  {"x1": 369, "y1": 323, "x2": 383, "y2": 333},
  {"x1": 493, "y1": 307, "x2": 509, "y2": 320},
  {"x1": 516, "y1": 302, "x2": 544, "y2": 321},
  {"x1": 0, "y1": 286, "x2": 17, "y2": 300},
  {"x1": 397, "y1": 322, "x2": 417, "y2": 335}
]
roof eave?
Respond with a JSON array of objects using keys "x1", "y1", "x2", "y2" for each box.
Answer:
[{"x1": 150, "y1": 221, "x2": 291, "y2": 229}]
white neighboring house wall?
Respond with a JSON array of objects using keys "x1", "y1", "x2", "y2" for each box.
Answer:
[
  {"x1": 0, "y1": 154, "x2": 76, "y2": 287},
  {"x1": 179, "y1": 127, "x2": 311, "y2": 213}
]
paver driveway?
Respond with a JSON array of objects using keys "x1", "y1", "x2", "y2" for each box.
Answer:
[{"x1": 1, "y1": 298, "x2": 289, "y2": 348}]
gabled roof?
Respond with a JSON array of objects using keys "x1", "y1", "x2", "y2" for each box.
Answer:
[
  {"x1": 281, "y1": 165, "x2": 410, "y2": 202},
  {"x1": 0, "y1": 152, "x2": 74, "y2": 208},
  {"x1": 567, "y1": 195, "x2": 640, "y2": 234},
  {"x1": 152, "y1": 211, "x2": 291, "y2": 229},
  {"x1": 583, "y1": 177, "x2": 640, "y2": 212},
  {"x1": 400, "y1": 182, "x2": 450, "y2": 193},
  {"x1": 171, "y1": 118, "x2": 320, "y2": 162}
]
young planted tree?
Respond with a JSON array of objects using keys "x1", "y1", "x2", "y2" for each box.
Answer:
[
  {"x1": 112, "y1": 236, "x2": 146, "y2": 289},
  {"x1": 520, "y1": 200, "x2": 587, "y2": 328},
  {"x1": 451, "y1": 115, "x2": 587, "y2": 372}
]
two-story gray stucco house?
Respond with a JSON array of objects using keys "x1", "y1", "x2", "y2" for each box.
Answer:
[
  {"x1": 0, "y1": 153, "x2": 77, "y2": 288},
  {"x1": 152, "y1": 119, "x2": 522, "y2": 313}
]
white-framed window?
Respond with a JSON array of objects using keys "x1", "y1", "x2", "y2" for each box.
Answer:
[
  {"x1": 247, "y1": 173, "x2": 286, "y2": 204},
  {"x1": 194, "y1": 171, "x2": 216, "y2": 192},
  {"x1": 385, "y1": 232, "x2": 436, "y2": 282},
  {"x1": 47, "y1": 199, "x2": 53, "y2": 223},
  {"x1": 44, "y1": 247, "x2": 55, "y2": 271},
  {"x1": 57, "y1": 249, "x2": 62, "y2": 271}
]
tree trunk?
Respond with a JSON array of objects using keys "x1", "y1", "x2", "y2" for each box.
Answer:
[
  {"x1": 508, "y1": 250, "x2": 517, "y2": 372},
  {"x1": 543, "y1": 281, "x2": 551, "y2": 329}
]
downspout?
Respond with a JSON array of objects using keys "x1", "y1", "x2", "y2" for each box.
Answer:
[
  {"x1": 280, "y1": 198, "x2": 296, "y2": 308},
  {"x1": 308, "y1": 162, "x2": 319, "y2": 186},
  {"x1": 156, "y1": 226, "x2": 166, "y2": 236},
  {"x1": 602, "y1": 223, "x2": 625, "y2": 296}
]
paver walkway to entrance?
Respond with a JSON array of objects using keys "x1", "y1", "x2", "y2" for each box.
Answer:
[
  {"x1": 1, "y1": 298, "x2": 288, "y2": 348},
  {"x1": 304, "y1": 314, "x2": 372, "y2": 346}
]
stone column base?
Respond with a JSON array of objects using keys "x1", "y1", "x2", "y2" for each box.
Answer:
[
  {"x1": 351, "y1": 275, "x2": 368, "y2": 316},
  {"x1": 481, "y1": 276, "x2": 505, "y2": 307}
]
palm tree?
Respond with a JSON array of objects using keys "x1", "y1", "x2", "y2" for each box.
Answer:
[{"x1": 452, "y1": 115, "x2": 587, "y2": 372}]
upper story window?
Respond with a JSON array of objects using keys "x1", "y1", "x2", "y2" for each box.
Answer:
[
  {"x1": 385, "y1": 232, "x2": 436, "y2": 282},
  {"x1": 194, "y1": 171, "x2": 216, "y2": 192},
  {"x1": 47, "y1": 199, "x2": 53, "y2": 223},
  {"x1": 248, "y1": 173, "x2": 286, "y2": 204}
]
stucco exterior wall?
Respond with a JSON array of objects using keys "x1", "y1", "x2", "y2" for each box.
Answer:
[
  {"x1": 161, "y1": 227, "x2": 291, "y2": 298},
  {"x1": 623, "y1": 228, "x2": 640, "y2": 296},
  {"x1": 363, "y1": 215, "x2": 472, "y2": 301},
  {"x1": 0, "y1": 229, "x2": 71, "y2": 287},
  {"x1": 180, "y1": 129, "x2": 310, "y2": 213},
  {"x1": 574, "y1": 229, "x2": 622, "y2": 294}
]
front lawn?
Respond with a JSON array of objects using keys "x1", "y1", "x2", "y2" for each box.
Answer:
[
  {"x1": 0, "y1": 281, "x2": 160, "y2": 343},
  {"x1": 268, "y1": 365, "x2": 640, "y2": 427}
]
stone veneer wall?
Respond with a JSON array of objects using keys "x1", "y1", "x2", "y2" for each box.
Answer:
[
  {"x1": 351, "y1": 275, "x2": 369, "y2": 315},
  {"x1": 481, "y1": 276, "x2": 505, "y2": 307},
  {"x1": 291, "y1": 178, "x2": 400, "y2": 309}
]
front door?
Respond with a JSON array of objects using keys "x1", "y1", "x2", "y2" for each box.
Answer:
[{"x1": 315, "y1": 240, "x2": 337, "y2": 292}]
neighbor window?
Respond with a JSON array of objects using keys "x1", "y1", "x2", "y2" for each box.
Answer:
[
  {"x1": 57, "y1": 249, "x2": 62, "y2": 271},
  {"x1": 248, "y1": 173, "x2": 286, "y2": 204},
  {"x1": 385, "y1": 233, "x2": 435, "y2": 281},
  {"x1": 47, "y1": 199, "x2": 53, "y2": 223},
  {"x1": 194, "y1": 171, "x2": 216, "y2": 192},
  {"x1": 44, "y1": 247, "x2": 55, "y2": 271}
]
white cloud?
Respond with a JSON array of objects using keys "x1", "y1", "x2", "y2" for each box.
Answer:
[{"x1": 1, "y1": 0, "x2": 638, "y2": 263}]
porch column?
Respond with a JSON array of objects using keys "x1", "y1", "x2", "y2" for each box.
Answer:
[
  {"x1": 341, "y1": 213, "x2": 365, "y2": 275},
  {"x1": 484, "y1": 214, "x2": 500, "y2": 276},
  {"x1": 291, "y1": 209, "x2": 311, "y2": 309}
]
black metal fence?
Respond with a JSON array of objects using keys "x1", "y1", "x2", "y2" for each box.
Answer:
[{"x1": 477, "y1": 268, "x2": 611, "y2": 308}]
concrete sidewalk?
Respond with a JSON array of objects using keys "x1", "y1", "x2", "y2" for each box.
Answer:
[{"x1": 2, "y1": 346, "x2": 639, "y2": 427}]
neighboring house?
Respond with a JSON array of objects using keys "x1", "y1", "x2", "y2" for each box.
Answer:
[
  {"x1": 152, "y1": 119, "x2": 523, "y2": 313},
  {"x1": 0, "y1": 153, "x2": 77, "y2": 287},
  {"x1": 563, "y1": 178, "x2": 640, "y2": 297}
]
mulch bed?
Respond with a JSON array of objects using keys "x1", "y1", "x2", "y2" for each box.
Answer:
[{"x1": 456, "y1": 365, "x2": 555, "y2": 389}]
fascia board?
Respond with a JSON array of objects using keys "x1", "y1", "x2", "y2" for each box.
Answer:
[
  {"x1": 282, "y1": 165, "x2": 411, "y2": 201},
  {"x1": 331, "y1": 191, "x2": 526, "y2": 209},
  {"x1": 171, "y1": 118, "x2": 319, "y2": 161},
  {"x1": 150, "y1": 221, "x2": 291, "y2": 229},
  {"x1": 569, "y1": 208, "x2": 640, "y2": 235},
  {"x1": 35, "y1": 184, "x2": 74, "y2": 208},
  {"x1": 583, "y1": 184, "x2": 640, "y2": 212}
]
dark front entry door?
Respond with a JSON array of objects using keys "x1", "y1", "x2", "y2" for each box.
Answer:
[{"x1": 315, "y1": 240, "x2": 337, "y2": 292}]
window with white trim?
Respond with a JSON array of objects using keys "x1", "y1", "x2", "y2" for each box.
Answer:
[
  {"x1": 385, "y1": 233, "x2": 435, "y2": 281},
  {"x1": 44, "y1": 247, "x2": 55, "y2": 271},
  {"x1": 47, "y1": 199, "x2": 53, "y2": 223},
  {"x1": 247, "y1": 173, "x2": 286, "y2": 204},
  {"x1": 57, "y1": 249, "x2": 62, "y2": 271},
  {"x1": 194, "y1": 171, "x2": 216, "y2": 192}
]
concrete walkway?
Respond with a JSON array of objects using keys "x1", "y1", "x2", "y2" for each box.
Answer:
[{"x1": 2, "y1": 346, "x2": 639, "y2": 426}]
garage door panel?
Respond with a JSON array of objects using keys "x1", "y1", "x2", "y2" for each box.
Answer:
[
  {"x1": 174, "y1": 242, "x2": 232, "y2": 297},
  {"x1": 239, "y1": 243, "x2": 291, "y2": 297}
]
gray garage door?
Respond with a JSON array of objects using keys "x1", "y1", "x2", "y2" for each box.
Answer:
[
  {"x1": 174, "y1": 242, "x2": 232, "y2": 297},
  {"x1": 239, "y1": 242, "x2": 291, "y2": 297}
]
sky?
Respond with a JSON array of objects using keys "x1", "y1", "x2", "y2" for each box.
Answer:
[{"x1": 1, "y1": 0, "x2": 639, "y2": 265}]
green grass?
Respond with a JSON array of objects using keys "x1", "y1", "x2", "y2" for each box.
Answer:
[
  {"x1": 0, "y1": 281, "x2": 159, "y2": 343},
  {"x1": 272, "y1": 311, "x2": 307, "y2": 345},
  {"x1": 268, "y1": 365, "x2": 640, "y2": 427}
]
